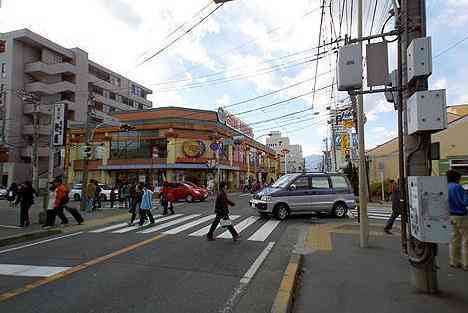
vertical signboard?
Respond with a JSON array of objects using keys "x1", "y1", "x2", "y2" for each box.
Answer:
[{"x1": 53, "y1": 103, "x2": 66, "y2": 146}]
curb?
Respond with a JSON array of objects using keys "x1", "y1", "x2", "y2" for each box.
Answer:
[
  {"x1": 270, "y1": 252, "x2": 304, "y2": 313},
  {"x1": 0, "y1": 229, "x2": 62, "y2": 248}
]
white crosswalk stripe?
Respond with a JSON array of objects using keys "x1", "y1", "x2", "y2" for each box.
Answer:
[
  {"x1": 112, "y1": 214, "x2": 177, "y2": 234},
  {"x1": 88, "y1": 214, "x2": 282, "y2": 242},
  {"x1": 163, "y1": 215, "x2": 216, "y2": 235},
  {"x1": 248, "y1": 220, "x2": 281, "y2": 242},
  {"x1": 138, "y1": 214, "x2": 201, "y2": 234},
  {"x1": 350, "y1": 208, "x2": 400, "y2": 221},
  {"x1": 188, "y1": 215, "x2": 241, "y2": 237},
  {"x1": 218, "y1": 216, "x2": 260, "y2": 239}
]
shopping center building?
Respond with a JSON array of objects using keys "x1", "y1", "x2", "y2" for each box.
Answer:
[{"x1": 65, "y1": 107, "x2": 280, "y2": 189}]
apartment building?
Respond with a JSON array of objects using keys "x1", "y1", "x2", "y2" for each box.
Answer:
[
  {"x1": 0, "y1": 29, "x2": 152, "y2": 186},
  {"x1": 266, "y1": 131, "x2": 304, "y2": 174}
]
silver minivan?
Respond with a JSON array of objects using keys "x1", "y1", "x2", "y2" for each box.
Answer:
[{"x1": 249, "y1": 173, "x2": 356, "y2": 220}]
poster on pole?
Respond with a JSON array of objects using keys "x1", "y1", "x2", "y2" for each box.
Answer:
[{"x1": 53, "y1": 103, "x2": 66, "y2": 146}]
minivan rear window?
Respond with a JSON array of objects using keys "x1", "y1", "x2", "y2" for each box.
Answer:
[{"x1": 330, "y1": 176, "x2": 348, "y2": 189}]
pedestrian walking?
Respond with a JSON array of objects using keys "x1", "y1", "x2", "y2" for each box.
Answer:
[
  {"x1": 447, "y1": 169, "x2": 468, "y2": 270},
  {"x1": 15, "y1": 181, "x2": 38, "y2": 227},
  {"x1": 94, "y1": 181, "x2": 102, "y2": 209},
  {"x1": 121, "y1": 183, "x2": 130, "y2": 208},
  {"x1": 85, "y1": 180, "x2": 96, "y2": 212},
  {"x1": 43, "y1": 178, "x2": 69, "y2": 227},
  {"x1": 207, "y1": 181, "x2": 240, "y2": 242},
  {"x1": 139, "y1": 184, "x2": 155, "y2": 226},
  {"x1": 7, "y1": 182, "x2": 18, "y2": 207},
  {"x1": 110, "y1": 187, "x2": 116, "y2": 208},
  {"x1": 128, "y1": 182, "x2": 143, "y2": 226},
  {"x1": 384, "y1": 179, "x2": 401, "y2": 234},
  {"x1": 161, "y1": 181, "x2": 175, "y2": 215}
]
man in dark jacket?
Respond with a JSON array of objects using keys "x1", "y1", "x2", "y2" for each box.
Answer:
[
  {"x1": 384, "y1": 179, "x2": 401, "y2": 234},
  {"x1": 207, "y1": 182, "x2": 239, "y2": 241},
  {"x1": 15, "y1": 181, "x2": 38, "y2": 227}
]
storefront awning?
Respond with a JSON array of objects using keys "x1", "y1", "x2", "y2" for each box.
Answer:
[{"x1": 99, "y1": 163, "x2": 240, "y2": 171}]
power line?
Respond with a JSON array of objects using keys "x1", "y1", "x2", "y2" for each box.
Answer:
[
  {"x1": 138, "y1": 3, "x2": 224, "y2": 66},
  {"x1": 434, "y1": 35, "x2": 468, "y2": 59},
  {"x1": 369, "y1": 0, "x2": 378, "y2": 35}
]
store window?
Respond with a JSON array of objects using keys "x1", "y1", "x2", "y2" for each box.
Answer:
[{"x1": 111, "y1": 138, "x2": 167, "y2": 160}]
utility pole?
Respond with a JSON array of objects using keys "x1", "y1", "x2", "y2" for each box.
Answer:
[
  {"x1": 356, "y1": 0, "x2": 369, "y2": 248},
  {"x1": 330, "y1": 113, "x2": 338, "y2": 171},
  {"x1": 0, "y1": 89, "x2": 6, "y2": 184},
  {"x1": 80, "y1": 95, "x2": 93, "y2": 211},
  {"x1": 400, "y1": 0, "x2": 438, "y2": 293}
]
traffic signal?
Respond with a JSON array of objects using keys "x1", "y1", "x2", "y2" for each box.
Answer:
[
  {"x1": 83, "y1": 145, "x2": 93, "y2": 160},
  {"x1": 0, "y1": 40, "x2": 6, "y2": 53},
  {"x1": 120, "y1": 124, "x2": 136, "y2": 131}
]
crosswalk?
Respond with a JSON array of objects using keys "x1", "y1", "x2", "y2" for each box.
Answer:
[
  {"x1": 88, "y1": 213, "x2": 282, "y2": 242},
  {"x1": 349, "y1": 207, "x2": 400, "y2": 221}
]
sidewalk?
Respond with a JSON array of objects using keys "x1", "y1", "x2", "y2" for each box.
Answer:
[
  {"x1": 293, "y1": 222, "x2": 468, "y2": 313},
  {"x1": 0, "y1": 201, "x2": 129, "y2": 245}
]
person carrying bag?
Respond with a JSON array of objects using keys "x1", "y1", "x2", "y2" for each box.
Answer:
[{"x1": 206, "y1": 181, "x2": 240, "y2": 242}]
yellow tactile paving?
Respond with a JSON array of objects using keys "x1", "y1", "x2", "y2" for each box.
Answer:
[{"x1": 305, "y1": 224, "x2": 334, "y2": 251}]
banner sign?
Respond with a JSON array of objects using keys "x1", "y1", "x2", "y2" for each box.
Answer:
[
  {"x1": 183, "y1": 140, "x2": 206, "y2": 158},
  {"x1": 217, "y1": 107, "x2": 254, "y2": 138},
  {"x1": 53, "y1": 103, "x2": 66, "y2": 146}
]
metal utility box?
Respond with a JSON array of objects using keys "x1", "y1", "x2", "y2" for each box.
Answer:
[
  {"x1": 366, "y1": 41, "x2": 389, "y2": 87},
  {"x1": 407, "y1": 90, "x2": 447, "y2": 135},
  {"x1": 337, "y1": 44, "x2": 362, "y2": 91},
  {"x1": 408, "y1": 176, "x2": 452, "y2": 244},
  {"x1": 407, "y1": 37, "x2": 432, "y2": 82}
]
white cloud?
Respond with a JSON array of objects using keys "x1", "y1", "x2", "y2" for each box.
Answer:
[{"x1": 365, "y1": 98, "x2": 394, "y2": 122}]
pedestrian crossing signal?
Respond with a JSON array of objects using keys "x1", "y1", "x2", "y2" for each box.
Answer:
[{"x1": 0, "y1": 40, "x2": 5, "y2": 53}]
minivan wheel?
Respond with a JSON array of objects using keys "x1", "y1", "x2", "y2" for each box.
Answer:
[
  {"x1": 333, "y1": 203, "x2": 348, "y2": 218},
  {"x1": 73, "y1": 194, "x2": 81, "y2": 201},
  {"x1": 274, "y1": 204, "x2": 289, "y2": 220}
]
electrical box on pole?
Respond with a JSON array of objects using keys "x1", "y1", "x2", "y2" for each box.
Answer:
[
  {"x1": 408, "y1": 176, "x2": 452, "y2": 244},
  {"x1": 337, "y1": 44, "x2": 363, "y2": 91},
  {"x1": 407, "y1": 90, "x2": 447, "y2": 135},
  {"x1": 407, "y1": 37, "x2": 432, "y2": 83}
]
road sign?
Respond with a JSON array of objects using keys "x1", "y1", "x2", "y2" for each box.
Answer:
[{"x1": 210, "y1": 143, "x2": 220, "y2": 152}]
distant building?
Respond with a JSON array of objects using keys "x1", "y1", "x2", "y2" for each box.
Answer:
[
  {"x1": 0, "y1": 29, "x2": 152, "y2": 185},
  {"x1": 266, "y1": 131, "x2": 304, "y2": 174},
  {"x1": 368, "y1": 105, "x2": 468, "y2": 184},
  {"x1": 66, "y1": 107, "x2": 279, "y2": 189}
]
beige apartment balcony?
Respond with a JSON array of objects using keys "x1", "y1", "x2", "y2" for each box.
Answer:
[
  {"x1": 21, "y1": 146, "x2": 50, "y2": 158},
  {"x1": 22, "y1": 124, "x2": 50, "y2": 136},
  {"x1": 25, "y1": 61, "x2": 76, "y2": 79},
  {"x1": 23, "y1": 100, "x2": 78, "y2": 115},
  {"x1": 26, "y1": 81, "x2": 76, "y2": 95}
]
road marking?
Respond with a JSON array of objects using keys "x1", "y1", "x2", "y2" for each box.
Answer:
[
  {"x1": 305, "y1": 224, "x2": 333, "y2": 251},
  {"x1": 90, "y1": 222, "x2": 132, "y2": 233},
  {"x1": 0, "y1": 225, "x2": 22, "y2": 229},
  {"x1": 112, "y1": 214, "x2": 180, "y2": 233},
  {"x1": 217, "y1": 216, "x2": 260, "y2": 239},
  {"x1": 247, "y1": 220, "x2": 281, "y2": 242},
  {"x1": 188, "y1": 215, "x2": 241, "y2": 237},
  {"x1": 240, "y1": 241, "x2": 275, "y2": 284},
  {"x1": 138, "y1": 214, "x2": 200, "y2": 234},
  {"x1": 0, "y1": 264, "x2": 71, "y2": 277},
  {"x1": 0, "y1": 232, "x2": 83, "y2": 255},
  {"x1": 0, "y1": 233, "x2": 165, "y2": 303},
  {"x1": 239, "y1": 193, "x2": 251, "y2": 197},
  {"x1": 220, "y1": 242, "x2": 276, "y2": 313},
  {"x1": 163, "y1": 215, "x2": 215, "y2": 235}
]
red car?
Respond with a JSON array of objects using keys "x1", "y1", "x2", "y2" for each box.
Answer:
[{"x1": 162, "y1": 182, "x2": 208, "y2": 202}]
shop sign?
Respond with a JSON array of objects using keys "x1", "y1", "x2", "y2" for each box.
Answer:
[
  {"x1": 183, "y1": 140, "x2": 206, "y2": 158},
  {"x1": 152, "y1": 146, "x2": 159, "y2": 159},
  {"x1": 53, "y1": 103, "x2": 66, "y2": 146},
  {"x1": 217, "y1": 107, "x2": 254, "y2": 138},
  {"x1": 210, "y1": 143, "x2": 220, "y2": 152}
]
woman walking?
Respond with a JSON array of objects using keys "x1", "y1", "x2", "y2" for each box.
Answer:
[
  {"x1": 128, "y1": 182, "x2": 143, "y2": 226},
  {"x1": 161, "y1": 182, "x2": 175, "y2": 215},
  {"x1": 139, "y1": 184, "x2": 155, "y2": 226},
  {"x1": 207, "y1": 182, "x2": 240, "y2": 242},
  {"x1": 15, "y1": 181, "x2": 38, "y2": 227}
]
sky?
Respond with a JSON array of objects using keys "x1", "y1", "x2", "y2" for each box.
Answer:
[{"x1": 0, "y1": 0, "x2": 467, "y2": 156}]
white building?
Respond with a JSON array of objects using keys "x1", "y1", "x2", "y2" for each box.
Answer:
[{"x1": 266, "y1": 131, "x2": 304, "y2": 174}]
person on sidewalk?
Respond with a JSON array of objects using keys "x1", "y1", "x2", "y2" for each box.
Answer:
[
  {"x1": 93, "y1": 181, "x2": 102, "y2": 210},
  {"x1": 85, "y1": 180, "x2": 96, "y2": 212},
  {"x1": 138, "y1": 183, "x2": 155, "y2": 226},
  {"x1": 110, "y1": 187, "x2": 116, "y2": 209},
  {"x1": 161, "y1": 182, "x2": 175, "y2": 215},
  {"x1": 207, "y1": 181, "x2": 240, "y2": 242},
  {"x1": 447, "y1": 169, "x2": 468, "y2": 270},
  {"x1": 15, "y1": 181, "x2": 38, "y2": 227},
  {"x1": 7, "y1": 182, "x2": 18, "y2": 207},
  {"x1": 43, "y1": 178, "x2": 69, "y2": 227},
  {"x1": 384, "y1": 179, "x2": 401, "y2": 234}
]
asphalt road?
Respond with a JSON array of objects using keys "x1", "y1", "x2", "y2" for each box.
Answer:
[{"x1": 0, "y1": 194, "x2": 302, "y2": 313}]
